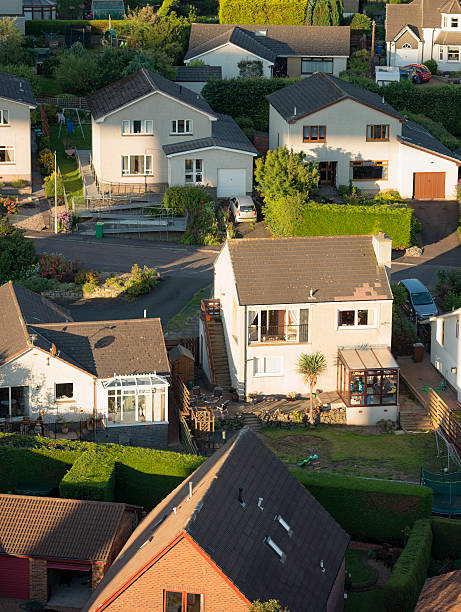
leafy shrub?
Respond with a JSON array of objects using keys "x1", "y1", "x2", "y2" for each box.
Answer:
[
  {"x1": 44, "y1": 172, "x2": 64, "y2": 202},
  {"x1": 338, "y1": 70, "x2": 381, "y2": 93},
  {"x1": 38, "y1": 149, "x2": 54, "y2": 175},
  {"x1": 391, "y1": 282, "x2": 407, "y2": 308},
  {"x1": 162, "y1": 185, "x2": 188, "y2": 216},
  {"x1": 38, "y1": 253, "x2": 73, "y2": 281},
  {"x1": 0, "y1": 197, "x2": 18, "y2": 216},
  {"x1": 292, "y1": 470, "x2": 432, "y2": 542},
  {"x1": 423, "y1": 59, "x2": 438, "y2": 75},
  {"x1": 17, "y1": 273, "x2": 62, "y2": 293},
  {"x1": 235, "y1": 115, "x2": 254, "y2": 140},
  {"x1": 403, "y1": 111, "x2": 460, "y2": 151},
  {"x1": 0, "y1": 219, "x2": 37, "y2": 284},
  {"x1": 60, "y1": 450, "x2": 116, "y2": 502},
  {"x1": 25, "y1": 19, "x2": 126, "y2": 35},
  {"x1": 82, "y1": 280, "x2": 98, "y2": 295},
  {"x1": 219, "y1": 0, "x2": 309, "y2": 24},
  {"x1": 75, "y1": 269, "x2": 100, "y2": 285},
  {"x1": 350, "y1": 13, "x2": 372, "y2": 30},
  {"x1": 57, "y1": 210, "x2": 73, "y2": 233},
  {"x1": 125, "y1": 264, "x2": 158, "y2": 299},
  {"x1": 10, "y1": 179, "x2": 28, "y2": 189},
  {"x1": 431, "y1": 517, "x2": 461, "y2": 559},
  {"x1": 348, "y1": 49, "x2": 370, "y2": 73},
  {"x1": 39, "y1": 135, "x2": 50, "y2": 152},
  {"x1": 392, "y1": 313, "x2": 417, "y2": 356},
  {"x1": 167, "y1": 185, "x2": 221, "y2": 245},
  {"x1": 373, "y1": 191, "x2": 406, "y2": 206},
  {"x1": 436, "y1": 268, "x2": 461, "y2": 310},
  {"x1": 384, "y1": 519, "x2": 432, "y2": 612}
]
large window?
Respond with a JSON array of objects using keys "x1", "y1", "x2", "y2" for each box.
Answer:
[
  {"x1": 248, "y1": 309, "x2": 309, "y2": 343},
  {"x1": 0, "y1": 386, "x2": 27, "y2": 418},
  {"x1": 185, "y1": 159, "x2": 202, "y2": 183},
  {"x1": 0, "y1": 110, "x2": 8, "y2": 125},
  {"x1": 366, "y1": 124, "x2": 389, "y2": 141},
  {"x1": 170, "y1": 120, "x2": 193, "y2": 135},
  {"x1": 121, "y1": 154, "x2": 152, "y2": 175},
  {"x1": 301, "y1": 57, "x2": 333, "y2": 74},
  {"x1": 0, "y1": 146, "x2": 14, "y2": 163},
  {"x1": 303, "y1": 125, "x2": 326, "y2": 142},
  {"x1": 107, "y1": 387, "x2": 166, "y2": 425},
  {"x1": 164, "y1": 591, "x2": 202, "y2": 612},
  {"x1": 338, "y1": 308, "x2": 376, "y2": 329},
  {"x1": 448, "y1": 47, "x2": 460, "y2": 61},
  {"x1": 350, "y1": 160, "x2": 387, "y2": 180},
  {"x1": 338, "y1": 362, "x2": 398, "y2": 407},
  {"x1": 55, "y1": 383, "x2": 74, "y2": 401},
  {"x1": 121, "y1": 120, "x2": 153, "y2": 135},
  {"x1": 254, "y1": 356, "x2": 283, "y2": 377}
]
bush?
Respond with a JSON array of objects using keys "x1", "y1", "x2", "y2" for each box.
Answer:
[
  {"x1": 38, "y1": 253, "x2": 73, "y2": 281},
  {"x1": 384, "y1": 519, "x2": 432, "y2": 612},
  {"x1": 292, "y1": 470, "x2": 432, "y2": 542},
  {"x1": 17, "y1": 273, "x2": 62, "y2": 293},
  {"x1": 166, "y1": 185, "x2": 221, "y2": 245},
  {"x1": 348, "y1": 49, "x2": 370, "y2": 73},
  {"x1": 25, "y1": 19, "x2": 126, "y2": 36},
  {"x1": 338, "y1": 70, "x2": 381, "y2": 93},
  {"x1": 391, "y1": 282, "x2": 407, "y2": 308},
  {"x1": 44, "y1": 172, "x2": 64, "y2": 202},
  {"x1": 423, "y1": 59, "x2": 438, "y2": 75},
  {"x1": 38, "y1": 148, "x2": 54, "y2": 175},
  {"x1": 219, "y1": 0, "x2": 309, "y2": 24},
  {"x1": 392, "y1": 313, "x2": 417, "y2": 355},
  {"x1": 0, "y1": 219, "x2": 37, "y2": 284},
  {"x1": 0, "y1": 197, "x2": 18, "y2": 216},
  {"x1": 431, "y1": 517, "x2": 461, "y2": 559},
  {"x1": 162, "y1": 185, "x2": 188, "y2": 216},
  {"x1": 125, "y1": 264, "x2": 158, "y2": 299},
  {"x1": 350, "y1": 13, "x2": 372, "y2": 30},
  {"x1": 75, "y1": 269, "x2": 100, "y2": 285}
]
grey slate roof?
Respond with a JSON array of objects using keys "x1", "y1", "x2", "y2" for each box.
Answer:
[
  {"x1": 174, "y1": 65, "x2": 222, "y2": 82},
  {"x1": 343, "y1": 0, "x2": 360, "y2": 12},
  {"x1": 86, "y1": 68, "x2": 216, "y2": 121},
  {"x1": 385, "y1": 0, "x2": 461, "y2": 41},
  {"x1": 267, "y1": 72, "x2": 404, "y2": 122},
  {"x1": 186, "y1": 23, "x2": 350, "y2": 61},
  {"x1": 226, "y1": 235, "x2": 393, "y2": 306},
  {"x1": 0, "y1": 71, "x2": 36, "y2": 107},
  {"x1": 29, "y1": 319, "x2": 171, "y2": 378},
  {"x1": 400, "y1": 121, "x2": 461, "y2": 162},
  {"x1": 163, "y1": 113, "x2": 257, "y2": 156},
  {"x1": 85, "y1": 428, "x2": 350, "y2": 612}
]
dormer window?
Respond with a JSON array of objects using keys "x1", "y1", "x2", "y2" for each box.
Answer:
[{"x1": 442, "y1": 13, "x2": 461, "y2": 28}]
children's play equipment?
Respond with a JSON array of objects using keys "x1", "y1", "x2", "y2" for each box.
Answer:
[
  {"x1": 57, "y1": 107, "x2": 85, "y2": 139},
  {"x1": 297, "y1": 449, "x2": 320, "y2": 470}
]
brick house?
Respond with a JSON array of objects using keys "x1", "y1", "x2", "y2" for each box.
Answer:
[
  {"x1": 84, "y1": 427, "x2": 350, "y2": 612},
  {"x1": 0, "y1": 494, "x2": 135, "y2": 604}
]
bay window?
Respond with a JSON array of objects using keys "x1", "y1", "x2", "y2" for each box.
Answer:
[
  {"x1": 0, "y1": 146, "x2": 14, "y2": 163},
  {"x1": 170, "y1": 119, "x2": 193, "y2": 135},
  {"x1": 121, "y1": 154, "x2": 153, "y2": 175},
  {"x1": 121, "y1": 119, "x2": 153, "y2": 135},
  {"x1": 338, "y1": 308, "x2": 376, "y2": 329},
  {"x1": 248, "y1": 308, "x2": 309, "y2": 343},
  {"x1": 0, "y1": 386, "x2": 27, "y2": 418},
  {"x1": 185, "y1": 159, "x2": 203, "y2": 183}
]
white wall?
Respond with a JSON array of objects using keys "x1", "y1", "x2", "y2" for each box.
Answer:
[
  {"x1": 398, "y1": 142, "x2": 459, "y2": 198},
  {"x1": 0, "y1": 348, "x2": 95, "y2": 422},
  {"x1": 185, "y1": 43, "x2": 273, "y2": 79},
  {"x1": 430, "y1": 313, "x2": 461, "y2": 402},
  {"x1": 0, "y1": 98, "x2": 32, "y2": 182}
]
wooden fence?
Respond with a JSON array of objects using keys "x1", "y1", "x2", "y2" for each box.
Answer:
[
  {"x1": 171, "y1": 371, "x2": 190, "y2": 415},
  {"x1": 428, "y1": 388, "x2": 461, "y2": 452},
  {"x1": 165, "y1": 337, "x2": 199, "y2": 364}
]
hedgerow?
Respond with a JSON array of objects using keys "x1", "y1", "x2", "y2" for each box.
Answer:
[
  {"x1": 431, "y1": 516, "x2": 461, "y2": 559},
  {"x1": 219, "y1": 0, "x2": 309, "y2": 24},
  {"x1": 25, "y1": 20, "x2": 128, "y2": 35}
]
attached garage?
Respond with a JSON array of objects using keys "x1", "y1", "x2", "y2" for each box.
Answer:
[
  {"x1": 217, "y1": 169, "x2": 247, "y2": 198},
  {"x1": 413, "y1": 172, "x2": 445, "y2": 199},
  {"x1": 0, "y1": 556, "x2": 29, "y2": 599}
]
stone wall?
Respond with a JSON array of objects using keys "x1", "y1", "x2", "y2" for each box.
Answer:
[
  {"x1": 84, "y1": 423, "x2": 169, "y2": 449},
  {"x1": 29, "y1": 558, "x2": 47, "y2": 603}
]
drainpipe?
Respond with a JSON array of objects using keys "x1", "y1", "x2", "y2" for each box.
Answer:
[
  {"x1": 93, "y1": 379, "x2": 97, "y2": 442},
  {"x1": 244, "y1": 306, "x2": 248, "y2": 400}
]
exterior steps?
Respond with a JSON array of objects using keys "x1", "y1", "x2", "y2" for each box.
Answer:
[
  {"x1": 399, "y1": 408, "x2": 433, "y2": 431},
  {"x1": 243, "y1": 413, "x2": 262, "y2": 432},
  {"x1": 207, "y1": 319, "x2": 231, "y2": 389}
]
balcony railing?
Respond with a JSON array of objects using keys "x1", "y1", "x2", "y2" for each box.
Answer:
[{"x1": 248, "y1": 324, "x2": 309, "y2": 344}]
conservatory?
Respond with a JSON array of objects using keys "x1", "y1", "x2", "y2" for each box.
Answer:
[
  {"x1": 91, "y1": 0, "x2": 125, "y2": 19},
  {"x1": 23, "y1": 0, "x2": 57, "y2": 20}
]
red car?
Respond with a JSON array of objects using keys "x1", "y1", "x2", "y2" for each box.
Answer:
[{"x1": 402, "y1": 64, "x2": 432, "y2": 84}]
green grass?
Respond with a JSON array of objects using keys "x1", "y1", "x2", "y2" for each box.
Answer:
[
  {"x1": 167, "y1": 285, "x2": 211, "y2": 334},
  {"x1": 49, "y1": 123, "x2": 92, "y2": 200},
  {"x1": 37, "y1": 75, "x2": 61, "y2": 95},
  {"x1": 261, "y1": 426, "x2": 438, "y2": 481},
  {"x1": 345, "y1": 589, "x2": 385, "y2": 612},
  {"x1": 346, "y1": 550, "x2": 375, "y2": 585}
]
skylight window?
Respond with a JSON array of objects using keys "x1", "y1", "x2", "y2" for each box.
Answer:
[
  {"x1": 274, "y1": 514, "x2": 293, "y2": 536},
  {"x1": 264, "y1": 536, "x2": 286, "y2": 563},
  {"x1": 255, "y1": 30, "x2": 267, "y2": 36}
]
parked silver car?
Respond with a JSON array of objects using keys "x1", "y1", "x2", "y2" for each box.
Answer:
[
  {"x1": 399, "y1": 278, "x2": 438, "y2": 320},
  {"x1": 229, "y1": 196, "x2": 257, "y2": 222}
]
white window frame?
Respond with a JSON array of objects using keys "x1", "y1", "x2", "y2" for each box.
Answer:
[
  {"x1": 443, "y1": 15, "x2": 448, "y2": 28},
  {"x1": 185, "y1": 158, "x2": 203, "y2": 184},
  {"x1": 55, "y1": 382, "x2": 75, "y2": 402},
  {"x1": 0, "y1": 386, "x2": 28, "y2": 419},
  {"x1": 121, "y1": 119, "x2": 153, "y2": 135},
  {"x1": 0, "y1": 110, "x2": 9, "y2": 126},
  {"x1": 253, "y1": 356, "x2": 283, "y2": 377},
  {"x1": 451, "y1": 16, "x2": 460, "y2": 28},
  {"x1": 0, "y1": 145, "x2": 14, "y2": 164},
  {"x1": 447, "y1": 46, "x2": 460, "y2": 61},
  {"x1": 106, "y1": 385, "x2": 167, "y2": 426},
  {"x1": 440, "y1": 46, "x2": 445, "y2": 61},
  {"x1": 170, "y1": 119, "x2": 193, "y2": 135},
  {"x1": 337, "y1": 308, "x2": 377, "y2": 330},
  {"x1": 121, "y1": 154, "x2": 153, "y2": 176}
]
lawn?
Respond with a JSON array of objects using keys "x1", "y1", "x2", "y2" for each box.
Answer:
[
  {"x1": 261, "y1": 426, "x2": 439, "y2": 481},
  {"x1": 37, "y1": 75, "x2": 61, "y2": 95},
  {"x1": 346, "y1": 550, "x2": 374, "y2": 585},
  {"x1": 345, "y1": 588, "x2": 385, "y2": 612},
  {"x1": 49, "y1": 123, "x2": 92, "y2": 200},
  {"x1": 166, "y1": 285, "x2": 212, "y2": 336}
]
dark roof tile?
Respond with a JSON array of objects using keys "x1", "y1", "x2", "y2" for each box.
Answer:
[
  {"x1": 0, "y1": 71, "x2": 36, "y2": 106},
  {"x1": 400, "y1": 121, "x2": 461, "y2": 162},
  {"x1": 174, "y1": 65, "x2": 222, "y2": 82}
]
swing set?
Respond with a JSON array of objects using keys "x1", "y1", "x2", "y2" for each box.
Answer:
[{"x1": 57, "y1": 107, "x2": 85, "y2": 139}]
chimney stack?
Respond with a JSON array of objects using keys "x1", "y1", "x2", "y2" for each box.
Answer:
[
  {"x1": 372, "y1": 232, "x2": 392, "y2": 277},
  {"x1": 50, "y1": 343, "x2": 56, "y2": 356}
]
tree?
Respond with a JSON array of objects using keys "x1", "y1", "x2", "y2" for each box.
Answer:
[
  {"x1": 350, "y1": 13, "x2": 372, "y2": 30},
  {"x1": 312, "y1": 0, "x2": 332, "y2": 26},
  {"x1": 297, "y1": 352, "x2": 327, "y2": 424},
  {"x1": 123, "y1": 49, "x2": 177, "y2": 80},
  {"x1": 263, "y1": 192, "x2": 306, "y2": 236},
  {"x1": 55, "y1": 53, "x2": 97, "y2": 95},
  {"x1": 249, "y1": 600, "x2": 290, "y2": 612},
  {"x1": 0, "y1": 17, "x2": 26, "y2": 65},
  {"x1": 0, "y1": 219, "x2": 36, "y2": 284}
]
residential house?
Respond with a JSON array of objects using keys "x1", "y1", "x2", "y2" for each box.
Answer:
[
  {"x1": 425, "y1": 308, "x2": 461, "y2": 402},
  {"x1": 174, "y1": 65, "x2": 222, "y2": 94},
  {"x1": 201, "y1": 234, "x2": 400, "y2": 426},
  {"x1": 23, "y1": 0, "x2": 57, "y2": 21},
  {"x1": 0, "y1": 0, "x2": 25, "y2": 33},
  {"x1": 267, "y1": 72, "x2": 461, "y2": 198},
  {"x1": 0, "y1": 71, "x2": 36, "y2": 187},
  {"x1": 0, "y1": 494, "x2": 135, "y2": 604},
  {"x1": 386, "y1": 0, "x2": 461, "y2": 71},
  {"x1": 184, "y1": 23, "x2": 350, "y2": 78},
  {"x1": 84, "y1": 427, "x2": 350, "y2": 612},
  {"x1": 343, "y1": 0, "x2": 360, "y2": 17},
  {"x1": 86, "y1": 69, "x2": 257, "y2": 197},
  {"x1": 0, "y1": 281, "x2": 171, "y2": 448},
  {"x1": 415, "y1": 569, "x2": 461, "y2": 611}
]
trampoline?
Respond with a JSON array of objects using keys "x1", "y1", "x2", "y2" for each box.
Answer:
[{"x1": 420, "y1": 468, "x2": 461, "y2": 516}]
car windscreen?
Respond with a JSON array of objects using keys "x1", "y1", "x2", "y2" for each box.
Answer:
[
  {"x1": 412, "y1": 291, "x2": 433, "y2": 306},
  {"x1": 240, "y1": 205, "x2": 255, "y2": 212}
]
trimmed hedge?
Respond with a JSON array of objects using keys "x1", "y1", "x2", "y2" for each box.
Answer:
[
  {"x1": 295, "y1": 202, "x2": 413, "y2": 248},
  {"x1": 59, "y1": 449, "x2": 116, "y2": 502},
  {"x1": 384, "y1": 519, "x2": 432, "y2": 612},
  {"x1": 25, "y1": 19, "x2": 127, "y2": 35},
  {"x1": 431, "y1": 517, "x2": 461, "y2": 559},
  {"x1": 219, "y1": 0, "x2": 308, "y2": 24},
  {"x1": 292, "y1": 470, "x2": 433, "y2": 542}
]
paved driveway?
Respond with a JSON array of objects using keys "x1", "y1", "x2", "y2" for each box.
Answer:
[
  {"x1": 30, "y1": 233, "x2": 218, "y2": 325},
  {"x1": 391, "y1": 200, "x2": 461, "y2": 290}
]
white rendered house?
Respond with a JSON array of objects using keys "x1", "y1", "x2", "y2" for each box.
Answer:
[
  {"x1": 267, "y1": 72, "x2": 461, "y2": 199},
  {"x1": 200, "y1": 234, "x2": 401, "y2": 426},
  {"x1": 426, "y1": 308, "x2": 461, "y2": 402}
]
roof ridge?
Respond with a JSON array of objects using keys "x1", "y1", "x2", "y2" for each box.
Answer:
[
  {"x1": 141, "y1": 68, "x2": 158, "y2": 93},
  {"x1": 32, "y1": 318, "x2": 163, "y2": 328},
  {"x1": 7, "y1": 281, "x2": 31, "y2": 353},
  {"x1": 322, "y1": 72, "x2": 349, "y2": 99}
]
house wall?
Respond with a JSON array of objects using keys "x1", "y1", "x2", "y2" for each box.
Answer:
[
  {"x1": 102, "y1": 536, "x2": 249, "y2": 612},
  {"x1": 326, "y1": 558, "x2": 345, "y2": 612},
  {"x1": 286, "y1": 57, "x2": 347, "y2": 78},
  {"x1": 398, "y1": 142, "x2": 459, "y2": 198},
  {"x1": 93, "y1": 91, "x2": 213, "y2": 186},
  {"x1": 168, "y1": 148, "x2": 254, "y2": 194},
  {"x1": 0, "y1": 97, "x2": 32, "y2": 182},
  {"x1": 0, "y1": 348, "x2": 95, "y2": 422},
  {"x1": 185, "y1": 43, "x2": 273, "y2": 79},
  {"x1": 430, "y1": 313, "x2": 461, "y2": 402},
  {"x1": 199, "y1": 317, "x2": 212, "y2": 385}
]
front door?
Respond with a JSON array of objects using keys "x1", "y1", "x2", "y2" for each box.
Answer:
[
  {"x1": 273, "y1": 58, "x2": 287, "y2": 77},
  {"x1": 318, "y1": 162, "x2": 337, "y2": 186}
]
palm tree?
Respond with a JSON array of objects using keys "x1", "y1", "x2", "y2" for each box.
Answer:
[{"x1": 297, "y1": 352, "x2": 327, "y2": 425}]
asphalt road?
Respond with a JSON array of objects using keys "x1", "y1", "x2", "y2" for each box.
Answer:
[{"x1": 30, "y1": 233, "x2": 218, "y2": 325}]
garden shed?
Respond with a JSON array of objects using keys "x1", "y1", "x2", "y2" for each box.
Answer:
[
  {"x1": 91, "y1": 0, "x2": 125, "y2": 19},
  {"x1": 168, "y1": 344, "x2": 195, "y2": 385}
]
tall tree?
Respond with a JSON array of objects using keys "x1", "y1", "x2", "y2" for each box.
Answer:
[
  {"x1": 312, "y1": 0, "x2": 332, "y2": 25},
  {"x1": 297, "y1": 352, "x2": 327, "y2": 424}
]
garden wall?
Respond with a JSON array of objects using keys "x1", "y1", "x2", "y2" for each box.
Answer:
[{"x1": 292, "y1": 470, "x2": 433, "y2": 542}]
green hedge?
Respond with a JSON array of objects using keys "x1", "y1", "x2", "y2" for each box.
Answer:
[
  {"x1": 59, "y1": 449, "x2": 116, "y2": 502},
  {"x1": 431, "y1": 517, "x2": 461, "y2": 559},
  {"x1": 219, "y1": 0, "x2": 308, "y2": 24},
  {"x1": 296, "y1": 202, "x2": 413, "y2": 248},
  {"x1": 25, "y1": 19, "x2": 127, "y2": 35},
  {"x1": 292, "y1": 470, "x2": 433, "y2": 542},
  {"x1": 384, "y1": 519, "x2": 432, "y2": 612}
]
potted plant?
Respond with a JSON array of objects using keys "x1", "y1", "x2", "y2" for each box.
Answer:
[
  {"x1": 230, "y1": 387, "x2": 239, "y2": 402},
  {"x1": 287, "y1": 392, "x2": 297, "y2": 402}
]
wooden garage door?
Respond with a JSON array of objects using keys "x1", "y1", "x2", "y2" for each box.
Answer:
[
  {"x1": 0, "y1": 555, "x2": 29, "y2": 599},
  {"x1": 413, "y1": 172, "x2": 445, "y2": 199}
]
